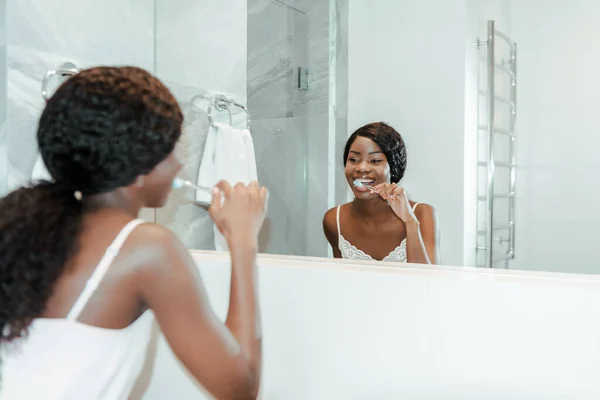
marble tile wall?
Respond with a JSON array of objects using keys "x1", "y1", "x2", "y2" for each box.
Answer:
[
  {"x1": 248, "y1": 0, "x2": 336, "y2": 257},
  {"x1": 247, "y1": 0, "x2": 297, "y2": 120},
  {"x1": 333, "y1": 0, "x2": 349, "y2": 208},
  {"x1": 2, "y1": 0, "x2": 154, "y2": 208},
  {"x1": 154, "y1": 0, "x2": 248, "y2": 250},
  {"x1": 247, "y1": 0, "x2": 309, "y2": 256},
  {"x1": 253, "y1": 118, "x2": 307, "y2": 256},
  {"x1": 301, "y1": 0, "x2": 338, "y2": 257}
]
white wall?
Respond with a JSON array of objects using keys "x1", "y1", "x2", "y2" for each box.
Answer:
[
  {"x1": 347, "y1": 0, "x2": 469, "y2": 265},
  {"x1": 142, "y1": 252, "x2": 600, "y2": 399},
  {"x1": 510, "y1": 0, "x2": 600, "y2": 274}
]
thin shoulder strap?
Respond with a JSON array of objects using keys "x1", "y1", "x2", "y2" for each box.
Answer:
[
  {"x1": 412, "y1": 202, "x2": 421, "y2": 212},
  {"x1": 336, "y1": 206, "x2": 342, "y2": 237},
  {"x1": 66, "y1": 219, "x2": 146, "y2": 321}
]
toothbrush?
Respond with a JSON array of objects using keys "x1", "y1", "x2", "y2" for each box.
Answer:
[
  {"x1": 354, "y1": 180, "x2": 410, "y2": 202},
  {"x1": 353, "y1": 179, "x2": 377, "y2": 191},
  {"x1": 172, "y1": 178, "x2": 270, "y2": 208},
  {"x1": 172, "y1": 177, "x2": 213, "y2": 206}
]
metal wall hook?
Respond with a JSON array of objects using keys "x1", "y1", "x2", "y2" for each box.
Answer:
[
  {"x1": 207, "y1": 96, "x2": 234, "y2": 128},
  {"x1": 212, "y1": 94, "x2": 229, "y2": 111},
  {"x1": 191, "y1": 93, "x2": 251, "y2": 131},
  {"x1": 41, "y1": 62, "x2": 80, "y2": 100}
]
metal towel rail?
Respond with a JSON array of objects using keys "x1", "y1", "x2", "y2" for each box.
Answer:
[
  {"x1": 476, "y1": 20, "x2": 518, "y2": 268},
  {"x1": 190, "y1": 94, "x2": 251, "y2": 131}
]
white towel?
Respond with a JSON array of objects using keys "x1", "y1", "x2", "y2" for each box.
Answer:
[
  {"x1": 197, "y1": 122, "x2": 258, "y2": 251},
  {"x1": 31, "y1": 154, "x2": 52, "y2": 181}
]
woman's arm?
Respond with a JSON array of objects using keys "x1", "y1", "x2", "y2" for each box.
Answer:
[
  {"x1": 405, "y1": 203, "x2": 439, "y2": 264},
  {"x1": 371, "y1": 183, "x2": 439, "y2": 265},
  {"x1": 135, "y1": 182, "x2": 265, "y2": 400},
  {"x1": 136, "y1": 228, "x2": 261, "y2": 400},
  {"x1": 323, "y1": 208, "x2": 342, "y2": 258}
]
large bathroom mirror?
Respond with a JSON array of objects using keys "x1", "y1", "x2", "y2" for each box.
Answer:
[
  {"x1": 331, "y1": 0, "x2": 600, "y2": 275},
  {"x1": 1, "y1": 0, "x2": 598, "y2": 275}
]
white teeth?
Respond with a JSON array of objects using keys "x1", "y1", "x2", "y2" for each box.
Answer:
[{"x1": 353, "y1": 179, "x2": 375, "y2": 189}]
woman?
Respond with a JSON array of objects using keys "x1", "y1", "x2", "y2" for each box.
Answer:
[
  {"x1": 0, "y1": 67, "x2": 265, "y2": 399},
  {"x1": 323, "y1": 122, "x2": 439, "y2": 264}
]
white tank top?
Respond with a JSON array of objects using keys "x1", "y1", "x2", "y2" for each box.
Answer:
[
  {"x1": 0, "y1": 219, "x2": 155, "y2": 400},
  {"x1": 336, "y1": 203, "x2": 420, "y2": 262}
]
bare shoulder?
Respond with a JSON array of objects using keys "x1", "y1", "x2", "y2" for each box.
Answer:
[
  {"x1": 411, "y1": 201, "x2": 436, "y2": 220},
  {"x1": 119, "y1": 221, "x2": 205, "y2": 304},
  {"x1": 323, "y1": 203, "x2": 350, "y2": 232},
  {"x1": 323, "y1": 204, "x2": 348, "y2": 254},
  {"x1": 129, "y1": 221, "x2": 179, "y2": 248},
  {"x1": 323, "y1": 203, "x2": 351, "y2": 242},
  {"x1": 323, "y1": 206, "x2": 337, "y2": 227},
  {"x1": 121, "y1": 222, "x2": 187, "y2": 272}
]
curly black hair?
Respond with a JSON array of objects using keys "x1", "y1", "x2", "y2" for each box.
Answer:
[
  {"x1": 0, "y1": 66, "x2": 183, "y2": 343},
  {"x1": 343, "y1": 122, "x2": 407, "y2": 183}
]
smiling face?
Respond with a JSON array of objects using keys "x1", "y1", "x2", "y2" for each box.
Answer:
[{"x1": 345, "y1": 136, "x2": 391, "y2": 199}]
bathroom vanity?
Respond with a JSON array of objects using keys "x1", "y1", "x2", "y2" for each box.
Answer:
[{"x1": 137, "y1": 251, "x2": 600, "y2": 399}]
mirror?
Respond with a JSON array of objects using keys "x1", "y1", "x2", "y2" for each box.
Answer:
[
  {"x1": 1, "y1": 0, "x2": 598, "y2": 275},
  {"x1": 333, "y1": 0, "x2": 600, "y2": 275}
]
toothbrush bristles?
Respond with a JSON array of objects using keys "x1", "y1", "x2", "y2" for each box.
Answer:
[{"x1": 353, "y1": 179, "x2": 375, "y2": 190}]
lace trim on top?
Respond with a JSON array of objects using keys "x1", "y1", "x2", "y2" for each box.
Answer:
[
  {"x1": 336, "y1": 203, "x2": 419, "y2": 263},
  {"x1": 339, "y1": 235, "x2": 407, "y2": 262}
]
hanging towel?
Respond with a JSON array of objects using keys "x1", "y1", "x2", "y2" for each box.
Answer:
[{"x1": 197, "y1": 122, "x2": 257, "y2": 251}]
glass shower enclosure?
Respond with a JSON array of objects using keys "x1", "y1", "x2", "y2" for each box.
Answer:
[{"x1": 247, "y1": 0, "x2": 309, "y2": 256}]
